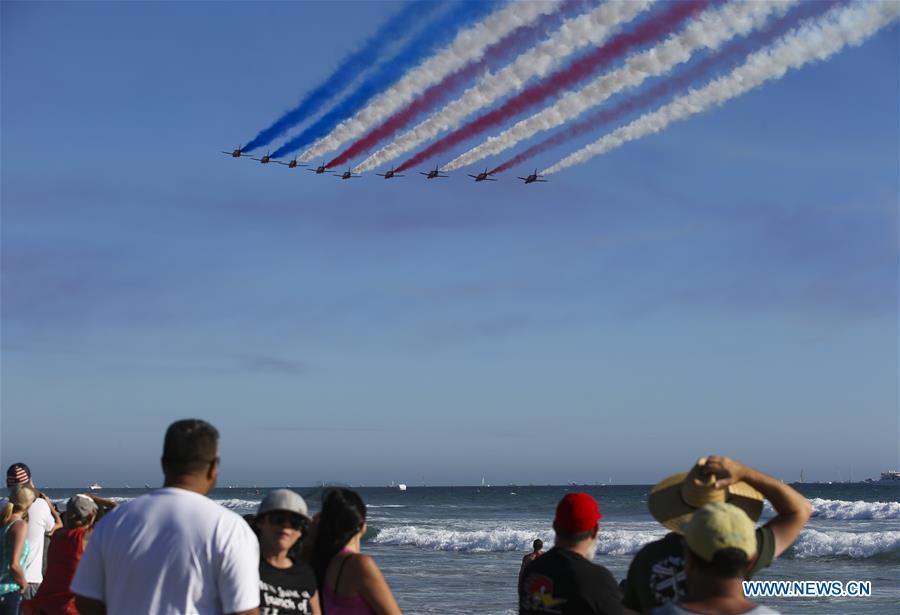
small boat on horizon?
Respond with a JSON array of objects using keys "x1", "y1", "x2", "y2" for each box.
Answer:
[{"x1": 88, "y1": 483, "x2": 102, "y2": 491}]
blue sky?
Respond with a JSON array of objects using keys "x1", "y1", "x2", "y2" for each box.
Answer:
[{"x1": 2, "y1": 1, "x2": 897, "y2": 487}]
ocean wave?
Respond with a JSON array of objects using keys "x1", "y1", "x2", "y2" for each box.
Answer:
[
  {"x1": 809, "y1": 498, "x2": 900, "y2": 520},
  {"x1": 52, "y1": 496, "x2": 132, "y2": 509},
  {"x1": 367, "y1": 504, "x2": 406, "y2": 508},
  {"x1": 372, "y1": 526, "x2": 664, "y2": 555},
  {"x1": 51, "y1": 496, "x2": 263, "y2": 513},
  {"x1": 790, "y1": 529, "x2": 900, "y2": 559},
  {"x1": 212, "y1": 498, "x2": 261, "y2": 511}
]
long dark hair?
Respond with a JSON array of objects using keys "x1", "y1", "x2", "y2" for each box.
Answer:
[{"x1": 310, "y1": 488, "x2": 367, "y2": 594}]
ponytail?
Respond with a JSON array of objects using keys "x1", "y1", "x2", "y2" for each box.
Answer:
[{"x1": 0, "y1": 501, "x2": 12, "y2": 525}]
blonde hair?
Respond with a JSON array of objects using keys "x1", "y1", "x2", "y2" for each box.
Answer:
[
  {"x1": 5, "y1": 485, "x2": 37, "y2": 524},
  {"x1": 0, "y1": 502, "x2": 12, "y2": 525}
]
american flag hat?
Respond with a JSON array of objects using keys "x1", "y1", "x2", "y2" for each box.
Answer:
[{"x1": 6, "y1": 463, "x2": 31, "y2": 487}]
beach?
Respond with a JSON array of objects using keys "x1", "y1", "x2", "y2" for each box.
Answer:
[{"x1": 43, "y1": 482, "x2": 899, "y2": 614}]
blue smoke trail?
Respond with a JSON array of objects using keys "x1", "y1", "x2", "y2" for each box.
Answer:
[
  {"x1": 243, "y1": 2, "x2": 443, "y2": 153},
  {"x1": 272, "y1": 0, "x2": 502, "y2": 159}
]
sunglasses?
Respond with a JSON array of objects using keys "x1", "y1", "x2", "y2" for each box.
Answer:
[{"x1": 265, "y1": 511, "x2": 306, "y2": 530}]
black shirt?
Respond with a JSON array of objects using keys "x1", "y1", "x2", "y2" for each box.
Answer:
[
  {"x1": 621, "y1": 527, "x2": 776, "y2": 612},
  {"x1": 520, "y1": 547, "x2": 623, "y2": 615},
  {"x1": 259, "y1": 559, "x2": 317, "y2": 614}
]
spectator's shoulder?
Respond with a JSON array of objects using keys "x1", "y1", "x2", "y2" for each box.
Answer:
[
  {"x1": 30, "y1": 496, "x2": 52, "y2": 513},
  {"x1": 591, "y1": 560, "x2": 618, "y2": 583},
  {"x1": 213, "y1": 506, "x2": 257, "y2": 539},
  {"x1": 749, "y1": 525, "x2": 777, "y2": 576}
]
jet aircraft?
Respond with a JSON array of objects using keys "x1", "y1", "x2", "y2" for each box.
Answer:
[
  {"x1": 250, "y1": 152, "x2": 274, "y2": 164},
  {"x1": 277, "y1": 159, "x2": 306, "y2": 169},
  {"x1": 376, "y1": 167, "x2": 403, "y2": 179},
  {"x1": 221, "y1": 146, "x2": 249, "y2": 158},
  {"x1": 468, "y1": 169, "x2": 497, "y2": 182},
  {"x1": 419, "y1": 166, "x2": 448, "y2": 179},
  {"x1": 335, "y1": 169, "x2": 360, "y2": 180},
  {"x1": 307, "y1": 163, "x2": 329, "y2": 175},
  {"x1": 518, "y1": 170, "x2": 548, "y2": 184}
]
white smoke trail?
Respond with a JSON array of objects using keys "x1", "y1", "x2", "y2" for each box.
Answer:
[
  {"x1": 294, "y1": 2, "x2": 565, "y2": 163},
  {"x1": 354, "y1": 0, "x2": 654, "y2": 172},
  {"x1": 543, "y1": 1, "x2": 899, "y2": 175},
  {"x1": 444, "y1": 0, "x2": 797, "y2": 171}
]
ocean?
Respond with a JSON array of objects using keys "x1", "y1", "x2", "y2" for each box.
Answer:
[{"x1": 43, "y1": 483, "x2": 899, "y2": 614}]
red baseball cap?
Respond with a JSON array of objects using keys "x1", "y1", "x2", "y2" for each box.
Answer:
[{"x1": 554, "y1": 492, "x2": 602, "y2": 534}]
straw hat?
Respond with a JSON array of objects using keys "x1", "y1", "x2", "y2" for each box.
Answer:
[{"x1": 648, "y1": 457, "x2": 764, "y2": 533}]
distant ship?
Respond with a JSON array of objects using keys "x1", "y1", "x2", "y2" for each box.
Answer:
[
  {"x1": 398, "y1": 483, "x2": 407, "y2": 492},
  {"x1": 879, "y1": 471, "x2": 900, "y2": 483},
  {"x1": 88, "y1": 483, "x2": 102, "y2": 491}
]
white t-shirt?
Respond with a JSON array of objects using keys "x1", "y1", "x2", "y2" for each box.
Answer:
[
  {"x1": 71, "y1": 487, "x2": 260, "y2": 614},
  {"x1": 25, "y1": 497, "x2": 56, "y2": 583}
]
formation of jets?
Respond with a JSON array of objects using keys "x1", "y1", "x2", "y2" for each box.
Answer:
[{"x1": 222, "y1": 148, "x2": 546, "y2": 183}]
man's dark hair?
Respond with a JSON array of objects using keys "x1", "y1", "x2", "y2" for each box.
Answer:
[
  {"x1": 533, "y1": 539, "x2": 543, "y2": 551},
  {"x1": 161, "y1": 419, "x2": 219, "y2": 476},
  {"x1": 689, "y1": 547, "x2": 750, "y2": 579}
]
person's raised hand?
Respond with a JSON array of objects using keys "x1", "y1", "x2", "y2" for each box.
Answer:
[{"x1": 703, "y1": 455, "x2": 749, "y2": 489}]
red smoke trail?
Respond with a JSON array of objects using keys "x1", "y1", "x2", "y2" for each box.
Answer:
[
  {"x1": 490, "y1": 0, "x2": 837, "y2": 175},
  {"x1": 395, "y1": 0, "x2": 712, "y2": 173},
  {"x1": 326, "y1": 0, "x2": 585, "y2": 169},
  {"x1": 327, "y1": 64, "x2": 482, "y2": 169}
]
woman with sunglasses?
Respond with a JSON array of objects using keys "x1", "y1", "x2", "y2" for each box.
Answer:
[
  {"x1": 256, "y1": 490, "x2": 321, "y2": 615},
  {"x1": 310, "y1": 488, "x2": 401, "y2": 615}
]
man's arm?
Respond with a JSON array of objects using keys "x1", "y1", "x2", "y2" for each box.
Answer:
[
  {"x1": 704, "y1": 455, "x2": 812, "y2": 557},
  {"x1": 74, "y1": 596, "x2": 107, "y2": 615},
  {"x1": 38, "y1": 493, "x2": 63, "y2": 534},
  {"x1": 88, "y1": 495, "x2": 119, "y2": 510},
  {"x1": 217, "y1": 519, "x2": 261, "y2": 615}
]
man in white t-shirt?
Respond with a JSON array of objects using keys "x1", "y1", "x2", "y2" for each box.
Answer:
[
  {"x1": 72, "y1": 419, "x2": 260, "y2": 615},
  {"x1": 5, "y1": 462, "x2": 64, "y2": 598}
]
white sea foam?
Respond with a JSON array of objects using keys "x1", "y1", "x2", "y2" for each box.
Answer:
[
  {"x1": 52, "y1": 496, "x2": 263, "y2": 513},
  {"x1": 372, "y1": 525, "x2": 665, "y2": 555},
  {"x1": 212, "y1": 498, "x2": 262, "y2": 512},
  {"x1": 809, "y1": 497, "x2": 900, "y2": 520},
  {"x1": 791, "y1": 529, "x2": 900, "y2": 559},
  {"x1": 52, "y1": 496, "x2": 132, "y2": 510}
]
